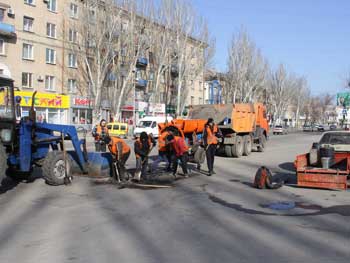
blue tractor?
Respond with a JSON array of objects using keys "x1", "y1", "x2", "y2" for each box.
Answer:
[{"x1": 0, "y1": 75, "x2": 112, "y2": 185}]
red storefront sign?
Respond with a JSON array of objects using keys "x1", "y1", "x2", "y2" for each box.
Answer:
[{"x1": 73, "y1": 98, "x2": 94, "y2": 107}]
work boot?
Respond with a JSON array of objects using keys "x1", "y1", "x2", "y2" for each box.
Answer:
[
  {"x1": 207, "y1": 171, "x2": 213, "y2": 176},
  {"x1": 183, "y1": 173, "x2": 189, "y2": 178}
]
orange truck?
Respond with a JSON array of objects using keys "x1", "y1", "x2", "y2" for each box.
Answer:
[{"x1": 188, "y1": 103, "x2": 269, "y2": 157}]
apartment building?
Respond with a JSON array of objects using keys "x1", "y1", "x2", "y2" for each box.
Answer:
[
  {"x1": 0, "y1": 0, "x2": 207, "y2": 125},
  {"x1": 0, "y1": 0, "x2": 93, "y2": 126}
]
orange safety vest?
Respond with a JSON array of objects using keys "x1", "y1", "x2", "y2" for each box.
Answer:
[
  {"x1": 95, "y1": 125, "x2": 109, "y2": 141},
  {"x1": 173, "y1": 136, "x2": 189, "y2": 156},
  {"x1": 135, "y1": 136, "x2": 152, "y2": 158},
  {"x1": 158, "y1": 131, "x2": 169, "y2": 152},
  {"x1": 109, "y1": 137, "x2": 130, "y2": 156},
  {"x1": 206, "y1": 126, "x2": 218, "y2": 145}
]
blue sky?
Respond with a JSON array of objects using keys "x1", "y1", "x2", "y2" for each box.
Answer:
[{"x1": 191, "y1": 0, "x2": 350, "y2": 94}]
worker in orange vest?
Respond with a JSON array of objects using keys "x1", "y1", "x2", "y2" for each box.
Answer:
[
  {"x1": 152, "y1": 129, "x2": 173, "y2": 171},
  {"x1": 92, "y1": 119, "x2": 110, "y2": 152},
  {"x1": 166, "y1": 133, "x2": 189, "y2": 178},
  {"x1": 203, "y1": 118, "x2": 221, "y2": 176},
  {"x1": 108, "y1": 136, "x2": 131, "y2": 182},
  {"x1": 134, "y1": 132, "x2": 156, "y2": 180}
]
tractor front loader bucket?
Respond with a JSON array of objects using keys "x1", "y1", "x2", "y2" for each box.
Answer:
[{"x1": 68, "y1": 151, "x2": 113, "y2": 178}]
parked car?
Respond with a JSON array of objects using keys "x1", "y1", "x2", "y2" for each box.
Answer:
[
  {"x1": 273, "y1": 125, "x2": 288, "y2": 135},
  {"x1": 329, "y1": 124, "x2": 337, "y2": 131},
  {"x1": 107, "y1": 122, "x2": 128, "y2": 138},
  {"x1": 303, "y1": 125, "x2": 312, "y2": 132},
  {"x1": 317, "y1": 125, "x2": 325, "y2": 132}
]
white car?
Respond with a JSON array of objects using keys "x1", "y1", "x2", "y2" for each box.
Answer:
[
  {"x1": 273, "y1": 125, "x2": 288, "y2": 135},
  {"x1": 134, "y1": 116, "x2": 173, "y2": 138}
]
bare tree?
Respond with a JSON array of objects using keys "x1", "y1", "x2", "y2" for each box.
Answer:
[
  {"x1": 225, "y1": 29, "x2": 268, "y2": 104},
  {"x1": 290, "y1": 77, "x2": 309, "y2": 128},
  {"x1": 268, "y1": 64, "x2": 296, "y2": 125}
]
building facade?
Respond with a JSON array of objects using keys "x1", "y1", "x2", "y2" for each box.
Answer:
[{"x1": 0, "y1": 0, "x2": 207, "y2": 127}]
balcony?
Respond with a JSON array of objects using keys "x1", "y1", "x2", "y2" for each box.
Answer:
[
  {"x1": 0, "y1": 22, "x2": 16, "y2": 39},
  {"x1": 135, "y1": 79, "x2": 148, "y2": 89},
  {"x1": 136, "y1": 57, "x2": 148, "y2": 69}
]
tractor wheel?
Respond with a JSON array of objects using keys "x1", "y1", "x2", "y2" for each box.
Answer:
[
  {"x1": 232, "y1": 136, "x2": 243, "y2": 158},
  {"x1": 243, "y1": 135, "x2": 252, "y2": 156},
  {"x1": 194, "y1": 147, "x2": 206, "y2": 164},
  {"x1": 225, "y1": 145, "x2": 232, "y2": 157},
  {"x1": 42, "y1": 151, "x2": 72, "y2": 186},
  {"x1": 258, "y1": 135, "x2": 267, "y2": 152},
  {"x1": 0, "y1": 142, "x2": 7, "y2": 184}
]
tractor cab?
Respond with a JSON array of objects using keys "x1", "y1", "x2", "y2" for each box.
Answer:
[{"x1": 0, "y1": 75, "x2": 16, "y2": 147}]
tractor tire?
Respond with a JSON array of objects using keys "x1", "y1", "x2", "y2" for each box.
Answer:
[
  {"x1": 232, "y1": 136, "x2": 243, "y2": 158},
  {"x1": 243, "y1": 135, "x2": 252, "y2": 156},
  {"x1": 258, "y1": 135, "x2": 267, "y2": 152},
  {"x1": 225, "y1": 145, "x2": 233, "y2": 157},
  {"x1": 42, "y1": 151, "x2": 72, "y2": 186},
  {"x1": 0, "y1": 142, "x2": 7, "y2": 184},
  {"x1": 194, "y1": 147, "x2": 206, "y2": 164}
]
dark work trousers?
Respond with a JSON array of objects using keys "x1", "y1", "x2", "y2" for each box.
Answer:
[
  {"x1": 206, "y1": 144, "x2": 217, "y2": 173},
  {"x1": 136, "y1": 156, "x2": 148, "y2": 180},
  {"x1": 173, "y1": 152, "x2": 189, "y2": 175},
  {"x1": 117, "y1": 151, "x2": 130, "y2": 181},
  {"x1": 95, "y1": 141, "x2": 107, "y2": 152}
]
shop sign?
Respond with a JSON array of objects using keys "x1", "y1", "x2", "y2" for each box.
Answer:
[
  {"x1": 149, "y1": 103, "x2": 165, "y2": 113},
  {"x1": 72, "y1": 97, "x2": 94, "y2": 108},
  {"x1": 3, "y1": 91, "x2": 70, "y2": 109}
]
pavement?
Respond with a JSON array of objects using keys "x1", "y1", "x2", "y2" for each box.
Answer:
[{"x1": 0, "y1": 132, "x2": 349, "y2": 263}]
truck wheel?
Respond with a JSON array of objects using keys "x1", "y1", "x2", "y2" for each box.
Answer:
[
  {"x1": 258, "y1": 135, "x2": 267, "y2": 152},
  {"x1": 225, "y1": 145, "x2": 232, "y2": 157},
  {"x1": 194, "y1": 147, "x2": 206, "y2": 164},
  {"x1": 243, "y1": 135, "x2": 252, "y2": 156},
  {"x1": 42, "y1": 151, "x2": 72, "y2": 186},
  {"x1": 232, "y1": 136, "x2": 243, "y2": 158},
  {"x1": 0, "y1": 143, "x2": 7, "y2": 184}
]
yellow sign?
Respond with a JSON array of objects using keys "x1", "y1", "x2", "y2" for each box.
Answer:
[{"x1": 12, "y1": 91, "x2": 70, "y2": 109}]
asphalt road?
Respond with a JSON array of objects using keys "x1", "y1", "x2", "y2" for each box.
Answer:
[{"x1": 0, "y1": 132, "x2": 349, "y2": 263}]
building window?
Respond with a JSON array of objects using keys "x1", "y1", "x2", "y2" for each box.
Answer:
[
  {"x1": 46, "y1": 48, "x2": 56, "y2": 64},
  {"x1": 23, "y1": 17, "x2": 34, "y2": 32},
  {"x1": 24, "y1": 0, "x2": 35, "y2": 6},
  {"x1": 191, "y1": 96, "x2": 194, "y2": 105},
  {"x1": 190, "y1": 80, "x2": 194, "y2": 90},
  {"x1": 0, "y1": 9, "x2": 5, "y2": 22},
  {"x1": 70, "y1": 3, "x2": 78, "y2": 19},
  {"x1": 199, "y1": 81, "x2": 202, "y2": 91},
  {"x1": 46, "y1": 23, "x2": 56, "y2": 38},
  {"x1": 198, "y1": 97, "x2": 202, "y2": 104},
  {"x1": 22, "y1": 72, "x2": 33, "y2": 88},
  {"x1": 68, "y1": 53, "x2": 77, "y2": 68},
  {"x1": 0, "y1": 39, "x2": 4, "y2": 55},
  {"x1": 22, "y1": 43, "x2": 34, "y2": 60},
  {"x1": 89, "y1": 9, "x2": 96, "y2": 24},
  {"x1": 45, "y1": 76, "x2": 55, "y2": 91},
  {"x1": 47, "y1": 0, "x2": 57, "y2": 12},
  {"x1": 68, "y1": 79, "x2": 77, "y2": 93},
  {"x1": 68, "y1": 29, "x2": 77, "y2": 43}
]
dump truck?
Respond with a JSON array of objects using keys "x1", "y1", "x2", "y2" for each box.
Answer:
[{"x1": 188, "y1": 103, "x2": 269, "y2": 157}]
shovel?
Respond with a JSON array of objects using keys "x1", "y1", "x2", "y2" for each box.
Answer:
[{"x1": 134, "y1": 146, "x2": 154, "y2": 182}]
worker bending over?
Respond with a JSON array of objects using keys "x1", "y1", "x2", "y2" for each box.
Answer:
[
  {"x1": 134, "y1": 132, "x2": 156, "y2": 180},
  {"x1": 92, "y1": 119, "x2": 110, "y2": 152},
  {"x1": 108, "y1": 136, "x2": 131, "y2": 182},
  {"x1": 167, "y1": 133, "x2": 189, "y2": 178},
  {"x1": 203, "y1": 118, "x2": 221, "y2": 176},
  {"x1": 152, "y1": 129, "x2": 173, "y2": 171}
]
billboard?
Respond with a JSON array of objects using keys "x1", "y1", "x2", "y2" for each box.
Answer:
[{"x1": 337, "y1": 92, "x2": 350, "y2": 107}]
